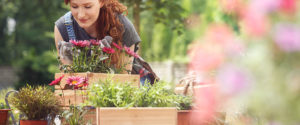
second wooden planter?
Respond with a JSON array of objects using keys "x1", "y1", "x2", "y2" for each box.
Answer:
[
  {"x1": 54, "y1": 73, "x2": 140, "y2": 106},
  {"x1": 96, "y1": 107, "x2": 178, "y2": 125}
]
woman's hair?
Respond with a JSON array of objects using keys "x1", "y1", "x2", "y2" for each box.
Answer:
[{"x1": 64, "y1": 0, "x2": 128, "y2": 69}]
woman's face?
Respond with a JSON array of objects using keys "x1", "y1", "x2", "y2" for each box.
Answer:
[{"x1": 70, "y1": 0, "x2": 103, "y2": 30}]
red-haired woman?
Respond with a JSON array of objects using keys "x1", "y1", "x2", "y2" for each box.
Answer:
[{"x1": 54, "y1": 0, "x2": 140, "y2": 73}]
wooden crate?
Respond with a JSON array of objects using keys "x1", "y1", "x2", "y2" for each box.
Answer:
[
  {"x1": 54, "y1": 73, "x2": 140, "y2": 106},
  {"x1": 96, "y1": 107, "x2": 178, "y2": 125},
  {"x1": 55, "y1": 73, "x2": 140, "y2": 89}
]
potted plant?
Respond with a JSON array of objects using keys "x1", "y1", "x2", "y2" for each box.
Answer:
[
  {"x1": 0, "y1": 103, "x2": 11, "y2": 125},
  {"x1": 61, "y1": 106, "x2": 93, "y2": 125},
  {"x1": 9, "y1": 85, "x2": 61, "y2": 125},
  {"x1": 54, "y1": 39, "x2": 141, "y2": 106},
  {"x1": 56, "y1": 39, "x2": 140, "y2": 87}
]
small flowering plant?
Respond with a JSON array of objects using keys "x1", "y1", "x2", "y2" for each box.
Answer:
[
  {"x1": 59, "y1": 38, "x2": 140, "y2": 73},
  {"x1": 49, "y1": 75, "x2": 89, "y2": 106},
  {"x1": 49, "y1": 75, "x2": 89, "y2": 90}
]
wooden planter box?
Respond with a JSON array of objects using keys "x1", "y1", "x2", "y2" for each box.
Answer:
[
  {"x1": 54, "y1": 73, "x2": 140, "y2": 106},
  {"x1": 82, "y1": 109, "x2": 226, "y2": 125},
  {"x1": 96, "y1": 107, "x2": 178, "y2": 125}
]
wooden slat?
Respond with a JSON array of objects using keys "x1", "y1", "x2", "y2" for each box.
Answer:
[
  {"x1": 55, "y1": 73, "x2": 140, "y2": 90},
  {"x1": 88, "y1": 73, "x2": 140, "y2": 87},
  {"x1": 55, "y1": 90, "x2": 87, "y2": 106},
  {"x1": 97, "y1": 107, "x2": 177, "y2": 125}
]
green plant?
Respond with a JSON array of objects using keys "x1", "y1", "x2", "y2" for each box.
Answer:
[
  {"x1": 87, "y1": 78, "x2": 137, "y2": 107},
  {"x1": 9, "y1": 85, "x2": 61, "y2": 120},
  {"x1": 61, "y1": 106, "x2": 91, "y2": 125},
  {"x1": 0, "y1": 103, "x2": 9, "y2": 109},
  {"x1": 86, "y1": 79, "x2": 192, "y2": 110}
]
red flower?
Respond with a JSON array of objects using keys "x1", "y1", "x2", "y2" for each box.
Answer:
[
  {"x1": 70, "y1": 40, "x2": 90, "y2": 47},
  {"x1": 102, "y1": 47, "x2": 115, "y2": 54},
  {"x1": 91, "y1": 39, "x2": 100, "y2": 46},
  {"x1": 49, "y1": 75, "x2": 64, "y2": 86},
  {"x1": 112, "y1": 42, "x2": 122, "y2": 50}
]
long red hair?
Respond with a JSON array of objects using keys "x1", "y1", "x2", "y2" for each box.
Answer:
[{"x1": 64, "y1": 0, "x2": 128, "y2": 69}]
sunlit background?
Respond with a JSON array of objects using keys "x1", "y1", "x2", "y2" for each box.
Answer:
[{"x1": 0, "y1": 0, "x2": 300, "y2": 124}]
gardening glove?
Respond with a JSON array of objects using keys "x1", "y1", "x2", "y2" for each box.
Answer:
[{"x1": 58, "y1": 41, "x2": 73, "y2": 64}]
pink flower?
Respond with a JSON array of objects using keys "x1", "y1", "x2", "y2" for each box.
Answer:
[
  {"x1": 191, "y1": 85, "x2": 217, "y2": 124},
  {"x1": 66, "y1": 76, "x2": 85, "y2": 86},
  {"x1": 49, "y1": 75, "x2": 64, "y2": 86},
  {"x1": 216, "y1": 65, "x2": 251, "y2": 95},
  {"x1": 188, "y1": 42, "x2": 224, "y2": 72},
  {"x1": 112, "y1": 42, "x2": 122, "y2": 50},
  {"x1": 220, "y1": 0, "x2": 242, "y2": 13},
  {"x1": 280, "y1": 0, "x2": 297, "y2": 14},
  {"x1": 70, "y1": 40, "x2": 90, "y2": 47},
  {"x1": 249, "y1": 0, "x2": 280, "y2": 14},
  {"x1": 240, "y1": 9, "x2": 269, "y2": 36},
  {"x1": 90, "y1": 39, "x2": 100, "y2": 46},
  {"x1": 102, "y1": 47, "x2": 115, "y2": 54},
  {"x1": 74, "y1": 77, "x2": 89, "y2": 89},
  {"x1": 124, "y1": 46, "x2": 140, "y2": 58},
  {"x1": 274, "y1": 23, "x2": 300, "y2": 52}
]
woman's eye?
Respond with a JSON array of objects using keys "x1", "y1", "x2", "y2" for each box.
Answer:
[
  {"x1": 85, "y1": 6, "x2": 92, "y2": 9},
  {"x1": 72, "y1": 6, "x2": 78, "y2": 9}
]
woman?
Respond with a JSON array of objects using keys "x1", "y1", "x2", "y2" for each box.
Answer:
[{"x1": 54, "y1": 0, "x2": 141, "y2": 73}]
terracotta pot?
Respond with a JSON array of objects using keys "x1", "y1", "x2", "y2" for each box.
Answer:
[
  {"x1": 20, "y1": 120, "x2": 47, "y2": 125},
  {"x1": 177, "y1": 110, "x2": 191, "y2": 125},
  {"x1": 0, "y1": 109, "x2": 11, "y2": 125}
]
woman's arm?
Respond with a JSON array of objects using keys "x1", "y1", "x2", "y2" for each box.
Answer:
[
  {"x1": 54, "y1": 26, "x2": 63, "y2": 54},
  {"x1": 54, "y1": 26, "x2": 70, "y2": 65}
]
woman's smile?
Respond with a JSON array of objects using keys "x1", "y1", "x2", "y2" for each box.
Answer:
[{"x1": 79, "y1": 19, "x2": 88, "y2": 23}]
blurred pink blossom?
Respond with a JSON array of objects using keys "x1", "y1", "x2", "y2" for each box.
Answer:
[
  {"x1": 205, "y1": 24, "x2": 245, "y2": 56},
  {"x1": 240, "y1": 9, "x2": 269, "y2": 36},
  {"x1": 188, "y1": 42, "x2": 224, "y2": 73},
  {"x1": 205, "y1": 24, "x2": 234, "y2": 45},
  {"x1": 191, "y1": 85, "x2": 218, "y2": 124},
  {"x1": 249, "y1": 0, "x2": 280, "y2": 14},
  {"x1": 216, "y1": 65, "x2": 250, "y2": 95},
  {"x1": 274, "y1": 23, "x2": 300, "y2": 52},
  {"x1": 280, "y1": 0, "x2": 297, "y2": 14},
  {"x1": 219, "y1": 0, "x2": 242, "y2": 13}
]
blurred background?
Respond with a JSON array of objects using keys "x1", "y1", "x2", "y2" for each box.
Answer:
[{"x1": 0, "y1": 0, "x2": 300, "y2": 124}]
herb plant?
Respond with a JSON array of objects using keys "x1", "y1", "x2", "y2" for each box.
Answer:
[
  {"x1": 9, "y1": 85, "x2": 61, "y2": 120},
  {"x1": 86, "y1": 79, "x2": 192, "y2": 110},
  {"x1": 61, "y1": 106, "x2": 91, "y2": 125}
]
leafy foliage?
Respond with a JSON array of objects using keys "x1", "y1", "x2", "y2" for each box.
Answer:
[
  {"x1": 87, "y1": 78, "x2": 137, "y2": 107},
  {"x1": 86, "y1": 79, "x2": 192, "y2": 110},
  {"x1": 61, "y1": 106, "x2": 91, "y2": 125},
  {"x1": 9, "y1": 85, "x2": 61, "y2": 120},
  {"x1": 0, "y1": 103, "x2": 9, "y2": 109}
]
